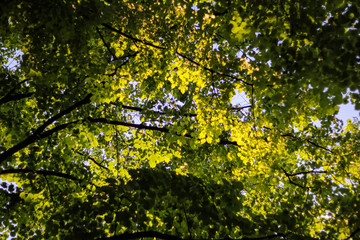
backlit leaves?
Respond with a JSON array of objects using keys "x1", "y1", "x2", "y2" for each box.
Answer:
[{"x1": 0, "y1": 0, "x2": 360, "y2": 239}]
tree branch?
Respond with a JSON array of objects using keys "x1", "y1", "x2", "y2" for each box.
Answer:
[
  {"x1": 182, "y1": 203, "x2": 192, "y2": 239},
  {"x1": 0, "y1": 168, "x2": 79, "y2": 181},
  {"x1": 88, "y1": 117, "x2": 170, "y2": 133},
  {"x1": 0, "y1": 121, "x2": 78, "y2": 165},
  {"x1": 230, "y1": 105, "x2": 252, "y2": 111},
  {"x1": 32, "y1": 94, "x2": 91, "y2": 136},
  {"x1": 281, "y1": 167, "x2": 308, "y2": 189},
  {"x1": 74, "y1": 150, "x2": 108, "y2": 170},
  {"x1": 176, "y1": 51, "x2": 252, "y2": 86},
  {"x1": 118, "y1": 103, "x2": 250, "y2": 118},
  {"x1": 280, "y1": 134, "x2": 333, "y2": 153},
  {"x1": 96, "y1": 26, "x2": 139, "y2": 70},
  {"x1": 96, "y1": 26, "x2": 116, "y2": 61},
  {"x1": 305, "y1": 139, "x2": 333, "y2": 153},
  {"x1": 117, "y1": 104, "x2": 197, "y2": 117},
  {"x1": 286, "y1": 170, "x2": 327, "y2": 177},
  {"x1": 0, "y1": 94, "x2": 91, "y2": 164},
  {"x1": 238, "y1": 233, "x2": 288, "y2": 240},
  {"x1": 87, "y1": 117, "x2": 237, "y2": 146},
  {"x1": 101, "y1": 23, "x2": 251, "y2": 86},
  {"x1": 0, "y1": 78, "x2": 30, "y2": 105},
  {"x1": 0, "y1": 92, "x2": 34, "y2": 105},
  {"x1": 101, "y1": 23, "x2": 166, "y2": 50},
  {"x1": 43, "y1": 175, "x2": 55, "y2": 202}
]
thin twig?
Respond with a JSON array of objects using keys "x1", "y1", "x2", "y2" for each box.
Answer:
[
  {"x1": 286, "y1": 170, "x2": 327, "y2": 177},
  {"x1": 43, "y1": 175, "x2": 55, "y2": 203},
  {"x1": 75, "y1": 150, "x2": 108, "y2": 170},
  {"x1": 176, "y1": 51, "x2": 253, "y2": 86},
  {"x1": 281, "y1": 167, "x2": 308, "y2": 189},
  {"x1": 96, "y1": 26, "x2": 116, "y2": 61},
  {"x1": 101, "y1": 23, "x2": 166, "y2": 50}
]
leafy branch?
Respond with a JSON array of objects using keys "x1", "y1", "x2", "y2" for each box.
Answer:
[
  {"x1": 43, "y1": 175, "x2": 55, "y2": 202},
  {"x1": 115, "y1": 103, "x2": 197, "y2": 117},
  {"x1": 101, "y1": 23, "x2": 252, "y2": 86},
  {"x1": 32, "y1": 94, "x2": 92, "y2": 136},
  {"x1": 281, "y1": 167, "x2": 308, "y2": 189},
  {"x1": 0, "y1": 168, "x2": 79, "y2": 181},
  {"x1": 101, "y1": 23, "x2": 166, "y2": 50},
  {"x1": 0, "y1": 92, "x2": 34, "y2": 105},
  {"x1": 96, "y1": 26, "x2": 116, "y2": 61},
  {"x1": 0, "y1": 121, "x2": 78, "y2": 165},
  {"x1": 87, "y1": 117, "x2": 237, "y2": 146},
  {"x1": 74, "y1": 150, "x2": 108, "y2": 170},
  {"x1": 0, "y1": 94, "x2": 92, "y2": 164},
  {"x1": 285, "y1": 170, "x2": 327, "y2": 177},
  {"x1": 280, "y1": 134, "x2": 333, "y2": 153},
  {"x1": 119, "y1": 103, "x2": 252, "y2": 117},
  {"x1": 176, "y1": 51, "x2": 253, "y2": 86},
  {"x1": 0, "y1": 78, "x2": 34, "y2": 105},
  {"x1": 230, "y1": 105, "x2": 252, "y2": 111}
]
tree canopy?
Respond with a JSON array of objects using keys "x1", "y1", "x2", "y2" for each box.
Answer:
[{"x1": 0, "y1": 0, "x2": 360, "y2": 239}]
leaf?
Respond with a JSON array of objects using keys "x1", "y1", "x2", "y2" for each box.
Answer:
[{"x1": 19, "y1": 192, "x2": 26, "y2": 199}]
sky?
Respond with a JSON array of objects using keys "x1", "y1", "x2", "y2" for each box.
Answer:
[{"x1": 337, "y1": 102, "x2": 360, "y2": 122}]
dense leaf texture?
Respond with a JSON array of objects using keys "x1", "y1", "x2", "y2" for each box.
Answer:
[{"x1": 0, "y1": 0, "x2": 360, "y2": 239}]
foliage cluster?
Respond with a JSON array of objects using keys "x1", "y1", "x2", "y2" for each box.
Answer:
[{"x1": 0, "y1": 0, "x2": 359, "y2": 239}]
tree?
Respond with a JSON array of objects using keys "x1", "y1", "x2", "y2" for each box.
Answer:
[{"x1": 0, "y1": 0, "x2": 359, "y2": 239}]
